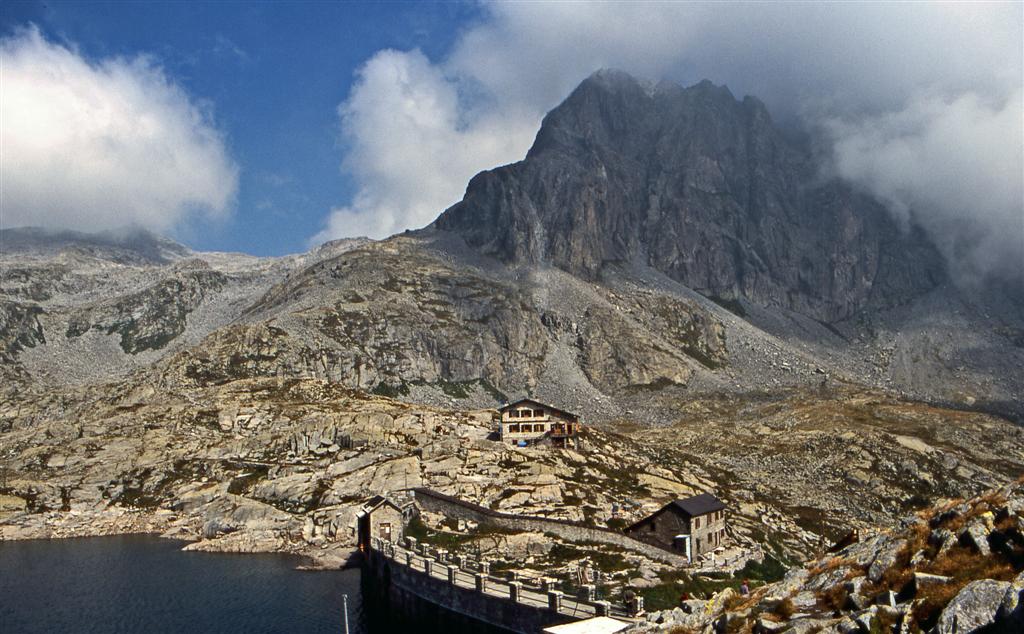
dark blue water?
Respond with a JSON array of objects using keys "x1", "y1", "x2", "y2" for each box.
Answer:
[{"x1": 0, "y1": 536, "x2": 368, "y2": 634}]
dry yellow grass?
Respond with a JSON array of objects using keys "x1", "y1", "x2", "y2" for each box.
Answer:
[
  {"x1": 911, "y1": 582, "x2": 964, "y2": 629},
  {"x1": 924, "y1": 546, "x2": 1015, "y2": 581},
  {"x1": 808, "y1": 555, "x2": 854, "y2": 576}
]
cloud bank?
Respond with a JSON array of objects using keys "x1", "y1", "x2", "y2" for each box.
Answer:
[
  {"x1": 1, "y1": 27, "x2": 238, "y2": 234},
  {"x1": 321, "y1": 2, "x2": 1022, "y2": 281}
]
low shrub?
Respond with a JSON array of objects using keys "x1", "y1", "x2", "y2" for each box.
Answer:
[{"x1": 773, "y1": 597, "x2": 795, "y2": 620}]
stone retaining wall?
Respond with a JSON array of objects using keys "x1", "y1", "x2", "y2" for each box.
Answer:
[{"x1": 413, "y1": 488, "x2": 690, "y2": 566}]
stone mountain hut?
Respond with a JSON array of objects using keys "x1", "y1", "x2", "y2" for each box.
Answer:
[
  {"x1": 355, "y1": 495, "x2": 412, "y2": 550},
  {"x1": 497, "y1": 398, "x2": 581, "y2": 448},
  {"x1": 623, "y1": 493, "x2": 727, "y2": 560}
]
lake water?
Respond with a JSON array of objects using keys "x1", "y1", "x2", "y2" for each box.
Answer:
[{"x1": 0, "y1": 536, "x2": 369, "y2": 634}]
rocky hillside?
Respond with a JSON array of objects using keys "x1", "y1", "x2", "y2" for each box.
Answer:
[
  {"x1": 1, "y1": 372, "x2": 1020, "y2": 569},
  {"x1": 639, "y1": 480, "x2": 1024, "y2": 633},
  {"x1": 0, "y1": 227, "x2": 369, "y2": 388}
]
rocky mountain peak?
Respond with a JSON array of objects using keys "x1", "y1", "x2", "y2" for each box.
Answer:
[
  {"x1": 528, "y1": 71, "x2": 749, "y2": 162},
  {"x1": 434, "y1": 71, "x2": 945, "y2": 324}
]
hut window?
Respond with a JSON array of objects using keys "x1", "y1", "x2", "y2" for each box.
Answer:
[
  {"x1": 535, "y1": 409, "x2": 545, "y2": 417},
  {"x1": 649, "y1": 520, "x2": 657, "y2": 532},
  {"x1": 695, "y1": 517, "x2": 700, "y2": 529}
]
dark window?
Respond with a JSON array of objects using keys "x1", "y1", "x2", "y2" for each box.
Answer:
[
  {"x1": 649, "y1": 520, "x2": 657, "y2": 532},
  {"x1": 695, "y1": 517, "x2": 700, "y2": 529}
]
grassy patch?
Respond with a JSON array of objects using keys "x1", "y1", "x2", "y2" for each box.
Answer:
[
  {"x1": 740, "y1": 555, "x2": 788, "y2": 583},
  {"x1": 545, "y1": 543, "x2": 632, "y2": 572}
]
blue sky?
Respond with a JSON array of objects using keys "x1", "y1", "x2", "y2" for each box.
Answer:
[
  {"x1": 1, "y1": 1, "x2": 480, "y2": 255},
  {"x1": 2, "y1": 2, "x2": 1019, "y2": 276}
]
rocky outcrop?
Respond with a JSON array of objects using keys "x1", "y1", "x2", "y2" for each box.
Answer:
[
  {"x1": 66, "y1": 265, "x2": 227, "y2": 354},
  {"x1": 0, "y1": 299, "x2": 45, "y2": 361},
  {"x1": 434, "y1": 70, "x2": 946, "y2": 324},
  {"x1": 936, "y1": 578, "x2": 1015, "y2": 634}
]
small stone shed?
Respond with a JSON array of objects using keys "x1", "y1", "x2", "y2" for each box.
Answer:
[
  {"x1": 498, "y1": 398, "x2": 581, "y2": 447},
  {"x1": 623, "y1": 493, "x2": 727, "y2": 559},
  {"x1": 356, "y1": 495, "x2": 412, "y2": 550}
]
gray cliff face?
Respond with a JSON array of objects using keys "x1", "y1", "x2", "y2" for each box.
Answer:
[{"x1": 434, "y1": 70, "x2": 946, "y2": 324}]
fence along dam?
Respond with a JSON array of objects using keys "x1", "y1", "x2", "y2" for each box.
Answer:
[
  {"x1": 361, "y1": 535, "x2": 632, "y2": 634},
  {"x1": 357, "y1": 491, "x2": 642, "y2": 633}
]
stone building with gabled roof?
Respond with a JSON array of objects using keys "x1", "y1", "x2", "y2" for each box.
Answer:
[
  {"x1": 355, "y1": 495, "x2": 414, "y2": 550},
  {"x1": 497, "y1": 398, "x2": 581, "y2": 448},
  {"x1": 623, "y1": 493, "x2": 727, "y2": 560}
]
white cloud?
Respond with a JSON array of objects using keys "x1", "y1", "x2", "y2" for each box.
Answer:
[
  {"x1": 318, "y1": 2, "x2": 1022, "y2": 280},
  {"x1": 312, "y1": 49, "x2": 536, "y2": 242},
  {"x1": 827, "y1": 88, "x2": 1023, "y2": 284},
  {"x1": 0, "y1": 27, "x2": 238, "y2": 234}
]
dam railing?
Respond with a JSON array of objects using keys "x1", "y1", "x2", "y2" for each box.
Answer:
[{"x1": 369, "y1": 536, "x2": 634, "y2": 621}]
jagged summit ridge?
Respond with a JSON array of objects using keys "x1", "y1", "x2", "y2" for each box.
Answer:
[{"x1": 433, "y1": 71, "x2": 945, "y2": 324}]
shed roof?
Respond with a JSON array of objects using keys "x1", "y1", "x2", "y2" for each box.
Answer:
[
  {"x1": 500, "y1": 398, "x2": 579, "y2": 421},
  {"x1": 625, "y1": 493, "x2": 725, "y2": 531},
  {"x1": 671, "y1": 493, "x2": 725, "y2": 517}
]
